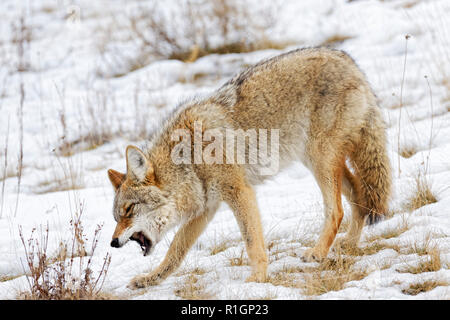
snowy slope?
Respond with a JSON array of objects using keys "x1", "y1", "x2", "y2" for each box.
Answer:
[{"x1": 0, "y1": 0, "x2": 449, "y2": 299}]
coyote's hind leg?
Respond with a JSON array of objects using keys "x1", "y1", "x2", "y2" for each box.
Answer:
[{"x1": 302, "y1": 154, "x2": 345, "y2": 262}]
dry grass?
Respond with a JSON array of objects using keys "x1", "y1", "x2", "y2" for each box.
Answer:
[
  {"x1": 402, "y1": 280, "x2": 448, "y2": 296},
  {"x1": 337, "y1": 217, "x2": 352, "y2": 234},
  {"x1": 405, "y1": 233, "x2": 438, "y2": 256},
  {"x1": 384, "y1": 208, "x2": 400, "y2": 220},
  {"x1": 268, "y1": 243, "x2": 299, "y2": 262},
  {"x1": 379, "y1": 226, "x2": 408, "y2": 240},
  {"x1": 169, "y1": 40, "x2": 288, "y2": 63},
  {"x1": 365, "y1": 213, "x2": 411, "y2": 244},
  {"x1": 51, "y1": 81, "x2": 158, "y2": 160},
  {"x1": 400, "y1": 1, "x2": 420, "y2": 9},
  {"x1": 44, "y1": 1, "x2": 284, "y2": 162},
  {"x1": 267, "y1": 248, "x2": 369, "y2": 296},
  {"x1": 320, "y1": 35, "x2": 354, "y2": 48},
  {"x1": 345, "y1": 241, "x2": 401, "y2": 257},
  {"x1": 0, "y1": 274, "x2": 22, "y2": 282},
  {"x1": 228, "y1": 248, "x2": 249, "y2": 267},
  {"x1": 190, "y1": 268, "x2": 207, "y2": 276},
  {"x1": 267, "y1": 271, "x2": 303, "y2": 289},
  {"x1": 399, "y1": 144, "x2": 419, "y2": 158},
  {"x1": 300, "y1": 253, "x2": 368, "y2": 296},
  {"x1": 174, "y1": 274, "x2": 213, "y2": 300},
  {"x1": 97, "y1": 0, "x2": 284, "y2": 77},
  {"x1": 57, "y1": 132, "x2": 114, "y2": 157},
  {"x1": 210, "y1": 238, "x2": 239, "y2": 256},
  {"x1": 248, "y1": 292, "x2": 278, "y2": 300},
  {"x1": 54, "y1": 87, "x2": 121, "y2": 157},
  {"x1": 175, "y1": 267, "x2": 208, "y2": 278},
  {"x1": 397, "y1": 248, "x2": 442, "y2": 274},
  {"x1": 1, "y1": 121, "x2": 12, "y2": 218},
  {"x1": 178, "y1": 72, "x2": 210, "y2": 84},
  {"x1": 266, "y1": 264, "x2": 309, "y2": 289},
  {"x1": 17, "y1": 203, "x2": 112, "y2": 300},
  {"x1": 210, "y1": 242, "x2": 231, "y2": 256},
  {"x1": 32, "y1": 156, "x2": 84, "y2": 194},
  {"x1": 403, "y1": 174, "x2": 438, "y2": 212}
]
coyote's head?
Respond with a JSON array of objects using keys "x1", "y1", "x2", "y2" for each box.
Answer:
[{"x1": 107, "y1": 146, "x2": 176, "y2": 256}]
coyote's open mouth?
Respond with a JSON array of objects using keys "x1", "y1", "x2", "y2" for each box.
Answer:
[{"x1": 130, "y1": 232, "x2": 152, "y2": 256}]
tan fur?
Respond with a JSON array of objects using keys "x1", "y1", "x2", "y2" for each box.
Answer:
[
  {"x1": 108, "y1": 169, "x2": 125, "y2": 190},
  {"x1": 108, "y1": 47, "x2": 392, "y2": 288},
  {"x1": 112, "y1": 215, "x2": 133, "y2": 239}
]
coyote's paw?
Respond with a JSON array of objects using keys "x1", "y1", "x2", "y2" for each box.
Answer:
[
  {"x1": 301, "y1": 248, "x2": 325, "y2": 263},
  {"x1": 127, "y1": 273, "x2": 161, "y2": 289}
]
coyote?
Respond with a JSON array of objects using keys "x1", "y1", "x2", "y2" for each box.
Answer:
[{"x1": 108, "y1": 47, "x2": 391, "y2": 288}]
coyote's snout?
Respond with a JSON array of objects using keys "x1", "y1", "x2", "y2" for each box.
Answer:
[
  {"x1": 110, "y1": 231, "x2": 152, "y2": 256},
  {"x1": 108, "y1": 47, "x2": 391, "y2": 289}
]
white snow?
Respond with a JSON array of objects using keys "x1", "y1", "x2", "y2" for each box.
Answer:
[{"x1": 0, "y1": 0, "x2": 449, "y2": 299}]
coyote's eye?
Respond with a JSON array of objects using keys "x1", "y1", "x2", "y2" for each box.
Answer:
[{"x1": 124, "y1": 204, "x2": 135, "y2": 217}]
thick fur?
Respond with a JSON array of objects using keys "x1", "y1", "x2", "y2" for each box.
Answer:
[{"x1": 108, "y1": 47, "x2": 392, "y2": 288}]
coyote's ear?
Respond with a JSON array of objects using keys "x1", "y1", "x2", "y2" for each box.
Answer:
[
  {"x1": 108, "y1": 169, "x2": 125, "y2": 190},
  {"x1": 126, "y1": 145, "x2": 154, "y2": 182}
]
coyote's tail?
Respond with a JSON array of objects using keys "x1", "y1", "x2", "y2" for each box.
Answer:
[{"x1": 350, "y1": 108, "x2": 392, "y2": 225}]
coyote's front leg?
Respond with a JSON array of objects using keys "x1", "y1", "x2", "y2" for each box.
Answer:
[
  {"x1": 128, "y1": 212, "x2": 213, "y2": 289},
  {"x1": 222, "y1": 176, "x2": 268, "y2": 283}
]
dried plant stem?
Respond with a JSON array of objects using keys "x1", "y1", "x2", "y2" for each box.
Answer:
[
  {"x1": 14, "y1": 80, "x2": 24, "y2": 218},
  {"x1": 18, "y1": 203, "x2": 112, "y2": 300},
  {"x1": 397, "y1": 34, "x2": 410, "y2": 177},
  {"x1": 13, "y1": 15, "x2": 27, "y2": 217},
  {"x1": 424, "y1": 75, "x2": 434, "y2": 176},
  {"x1": 0, "y1": 117, "x2": 10, "y2": 219}
]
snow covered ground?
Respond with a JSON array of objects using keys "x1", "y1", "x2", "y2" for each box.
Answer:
[{"x1": 0, "y1": 0, "x2": 449, "y2": 299}]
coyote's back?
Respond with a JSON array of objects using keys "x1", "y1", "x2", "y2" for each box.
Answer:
[{"x1": 218, "y1": 47, "x2": 391, "y2": 243}]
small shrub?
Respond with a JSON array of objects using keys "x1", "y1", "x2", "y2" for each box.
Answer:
[{"x1": 18, "y1": 203, "x2": 112, "y2": 300}]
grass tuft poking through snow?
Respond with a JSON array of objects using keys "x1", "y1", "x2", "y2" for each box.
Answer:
[
  {"x1": 403, "y1": 174, "x2": 438, "y2": 212},
  {"x1": 300, "y1": 251, "x2": 368, "y2": 296},
  {"x1": 267, "y1": 247, "x2": 369, "y2": 296},
  {"x1": 399, "y1": 144, "x2": 419, "y2": 159},
  {"x1": 397, "y1": 247, "x2": 442, "y2": 274},
  {"x1": 402, "y1": 280, "x2": 448, "y2": 296},
  {"x1": 174, "y1": 274, "x2": 213, "y2": 300}
]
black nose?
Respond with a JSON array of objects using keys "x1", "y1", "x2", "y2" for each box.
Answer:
[{"x1": 110, "y1": 238, "x2": 120, "y2": 248}]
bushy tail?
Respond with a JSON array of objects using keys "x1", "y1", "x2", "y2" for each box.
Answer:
[{"x1": 351, "y1": 109, "x2": 392, "y2": 225}]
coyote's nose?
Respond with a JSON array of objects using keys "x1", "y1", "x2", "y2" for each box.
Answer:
[{"x1": 110, "y1": 238, "x2": 120, "y2": 248}]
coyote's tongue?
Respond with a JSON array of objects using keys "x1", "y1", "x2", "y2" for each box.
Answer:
[{"x1": 130, "y1": 232, "x2": 152, "y2": 256}]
